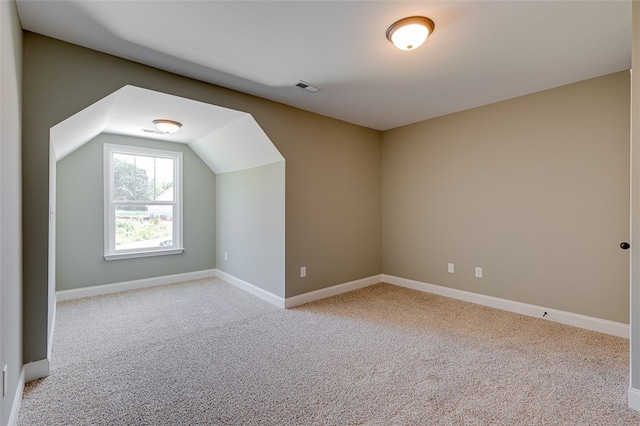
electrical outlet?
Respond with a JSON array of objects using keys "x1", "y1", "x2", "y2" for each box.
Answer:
[
  {"x1": 475, "y1": 267, "x2": 483, "y2": 278},
  {"x1": 224, "y1": 252, "x2": 228, "y2": 261},
  {"x1": 448, "y1": 263, "x2": 455, "y2": 273},
  {"x1": 300, "y1": 266, "x2": 307, "y2": 278}
]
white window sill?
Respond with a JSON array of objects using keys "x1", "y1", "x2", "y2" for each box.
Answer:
[{"x1": 104, "y1": 248, "x2": 184, "y2": 261}]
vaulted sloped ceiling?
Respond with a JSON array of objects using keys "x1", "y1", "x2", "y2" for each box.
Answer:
[{"x1": 50, "y1": 85, "x2": 284, "y2": 174}]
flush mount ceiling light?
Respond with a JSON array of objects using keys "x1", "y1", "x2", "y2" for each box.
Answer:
[
  {"x1": 153, "y1": 119, "x2": 182, "y2": 134},
  {"x1": 386, "y1": 16, "x2": 435, "y2": 51}
]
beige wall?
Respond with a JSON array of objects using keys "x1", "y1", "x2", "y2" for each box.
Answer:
[
  {"x1": 22, "y1": 33, "x2": 382, "y2": 362},
  {"x1": 382, "y1": 71, "x2": 630, "y2": 323},
  {"x1": 0, "y1": 0, "x2": 22, "y2": 422},
  {"x1": 277, "y1": 112, "x2": 382, "y2": 297}
]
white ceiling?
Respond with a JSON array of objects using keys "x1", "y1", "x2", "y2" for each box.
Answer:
[
  {"x1": 17, "y1": 1, "x2": 632, "y2": 131},
  {"x1": 51, "y1": 85, "x2": 284, "y2": 174}
]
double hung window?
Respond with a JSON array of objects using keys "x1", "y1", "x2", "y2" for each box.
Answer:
[{"x1": 104, "y1": 144, "x2": 183, "y2": 260}]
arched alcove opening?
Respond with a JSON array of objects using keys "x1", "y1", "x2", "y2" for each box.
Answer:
[{"x1": 41, "y1": 85, "x2": 285, "y2": 378}]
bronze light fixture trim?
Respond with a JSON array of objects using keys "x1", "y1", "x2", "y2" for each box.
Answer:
[
  {"x1": 386, "y1": 16, "x2": 435, "y2": 51},
  {"x1": 153, "y1": 119, "x2": 183, "y2": 134}
]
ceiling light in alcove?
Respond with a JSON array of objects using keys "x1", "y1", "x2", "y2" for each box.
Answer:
[
  {"x1": 153, "y1": 119, "x2": 182, "y2": 134},
  {"x1": 386, "y1": 16, "x2": 434, "y2": 51}
]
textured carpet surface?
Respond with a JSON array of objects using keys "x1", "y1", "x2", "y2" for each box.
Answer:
[{"x1": 18, "y1": 279, "x2": 640, "y2": 425}]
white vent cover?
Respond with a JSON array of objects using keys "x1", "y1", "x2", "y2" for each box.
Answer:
[
  {"x1": 141, "y1": 128, "x2": 166, "y2": 135},
  {"x1": 295, "y1": 81, "x2": 320, "y2": 93}
]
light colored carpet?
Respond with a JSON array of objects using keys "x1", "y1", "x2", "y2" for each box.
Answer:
[{"x1": 18, "y1": 278, "x2": 640, "y2": 425}]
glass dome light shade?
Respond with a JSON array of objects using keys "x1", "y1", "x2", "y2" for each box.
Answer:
[{"x1": 386, "y1": 16, "x2": 434, "y2": 51}]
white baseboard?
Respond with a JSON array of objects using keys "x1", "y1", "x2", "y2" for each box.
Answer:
[
  {"x1": 23, "y1": 358, "x2": 50, "y2": 383},
  {"x1": 214, "y1": 269, "x2": 285, "y2": 308},
  {"x1": 212, "y1": 271, "x2": 626, "y2": 339},
  {"x1": 630, "y1": 387, "x2": 640, "y2": 412},
  {"x1": 56, "y1": 269, "x2": 217, "y2": 301},
  {"x1": 54, "y1": 269, "x2": 627, "y2": 338},
  {"x1": 7, "y1": 367, "x2": 25, "y2": 426},
  {"x1": 285, "y1": 274, "x2": 383, "y2": 308},
  {"x1": 49, "y1": 295, "x2": 56, "y2": 360},
  {"x1": 212, "y1": 270, "x2": 383, "y2": 309},
  {"x1": 383, "y1": 274, "x2": 629, "y2": 339}
]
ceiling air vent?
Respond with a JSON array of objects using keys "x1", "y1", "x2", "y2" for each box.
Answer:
[
  {"x1": 295, "y1": 81, "x2": 321, "y2": 93},
  {"x1": 141, "y1": 128, "x2": 166, "y2": 135}
]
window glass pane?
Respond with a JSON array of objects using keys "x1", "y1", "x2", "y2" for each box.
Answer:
[
  {"x1": 113, "y1": 153, "x2": 154, "y2": 202},
  {"x1": 115, "y1": 205, "x2": 173, "y2": 250},
  {"x1": 113, "y1": 154, "x2": 174, "y2": 202},
  {"x1": 153, "y1": 157, "x2": 174, "y2": 201}
]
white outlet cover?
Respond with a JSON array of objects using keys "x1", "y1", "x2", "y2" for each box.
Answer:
[
  {"x1": 475, "y1": 267, "x2": 483, "y2": 278},
  {"x1": 448, "y1": 263, "x2": 454, "y2": 273}
]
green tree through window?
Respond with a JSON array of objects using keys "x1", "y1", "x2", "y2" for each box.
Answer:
[{"x1": 113, "y1": 157, "x2": 153, "y2": 211}]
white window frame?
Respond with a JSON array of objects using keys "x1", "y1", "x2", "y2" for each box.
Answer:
[{"x1": 104, "y1": 143, "x2": 184, "y2": 261}]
